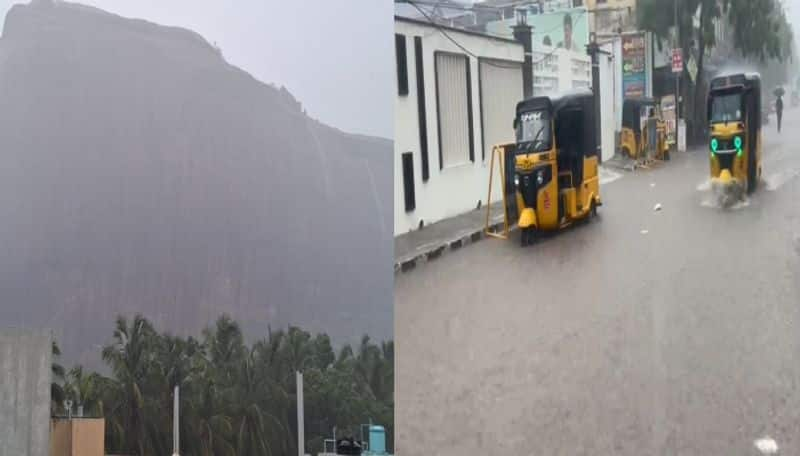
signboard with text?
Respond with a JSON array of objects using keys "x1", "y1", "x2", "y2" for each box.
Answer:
[
  {"x1": 622, "y1": 33, "x2": 647, "y2": 98},
  {"x1": 661, "y1": 95, "x2": 676, "y2": 145},
  {"x1": 671, "y1": 49, "x2": 683, "y2": 73},
  {"x1": 687, "y1": 54, "x2": 698, "y2": 82}
]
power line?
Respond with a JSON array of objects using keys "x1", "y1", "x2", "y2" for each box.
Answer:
[
  {"x1": 401, "y1": 0, "x2": 587, "y2": 35},
  {"x1": 405, "y1": 0, "x2": 588, "y2": 66},
  {"x1": 407, "y1": 0, "x2": 525, "y2": 69},
  {"x1": 396, "y1": 0, "x2": 513, "y2": 13}
]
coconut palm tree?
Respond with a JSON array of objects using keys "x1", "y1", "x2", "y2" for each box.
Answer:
[
  {"x1": 64, "y1": 365, "x2": 107, "y2": 417},
  {"x1": 60, "y1": 313, "x2": 394, "y2": 455},
  {"x1": 182, "y1": 373, "x2": 236, "y2": 456},
  {"x1": 51, "y1": 340, "x2": 66, "y2": 416},
  {"x1": 101, "y1": 314, "x2": 158, "y2": 455}
]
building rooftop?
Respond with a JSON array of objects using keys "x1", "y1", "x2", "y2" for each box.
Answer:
[{"x1": 395, "y1": 15, "x2": 520, "y2": 44}]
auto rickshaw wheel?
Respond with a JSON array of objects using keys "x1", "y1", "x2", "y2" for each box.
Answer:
[
  {"x1": 520, "y1": 227, "x2": 536, "y2": 247},
  {"x1": 747, "y1": 150, "x2": 757, "y2": 194}
]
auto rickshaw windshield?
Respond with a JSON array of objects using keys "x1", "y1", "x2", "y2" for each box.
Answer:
[
  {"x1": 516, "y1": 109, "x2": 552, "y2": 151},
  {"x1": 710, "y1": 92, "x2": 743, "y2": 124}
]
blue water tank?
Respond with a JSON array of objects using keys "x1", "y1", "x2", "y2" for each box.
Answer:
[{"x1": 368, "y1": 425, "x2": 386, "y2": 454}]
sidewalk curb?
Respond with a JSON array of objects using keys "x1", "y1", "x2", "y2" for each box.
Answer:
[{"x1": 394, "y1": 220, "x2": 510, "y2": 275}]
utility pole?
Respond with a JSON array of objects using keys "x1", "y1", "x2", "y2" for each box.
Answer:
[
  {"x1": 674, "y1": 0, "x2": 681, "y2": 152},
  {"x1": 588, "y1": 34, "x2": 603, "y2": 163},
  {"x1": 172, "y1": 386, "x2": 180, "y2": 456},
  {"x1": 512, "y1": 8, "x2": 533, "y2": 98},
  {"x1": 296, "y1": 371, "x2": 304, "y2": 456}
]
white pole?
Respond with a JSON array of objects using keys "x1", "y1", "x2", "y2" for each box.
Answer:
[
  {"x1": 675, "y1": 0, "x2": 681, "y2": 150},
  {"x1": 297, "y1": 371, "x2": 304, "y2": 456},
  {"x1": 172, "y1": 385, "x2": 180, "y2": 456}
]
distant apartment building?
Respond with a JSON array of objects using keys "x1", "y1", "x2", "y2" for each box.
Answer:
[
  {"x1": 585, "y1": 0, "x2": 637, "y2": 34},
  {"x1": 530, "y1": 48, "x2": 592, "y2": 94},
  {"x1": 395, "y1": 1, "x2": 598, "y2": 31},
  {"x1": 395, "y1": 0, "x2": 634, "y2": 36},
  {"x1": 485, "y1": 6, "x2": 592, "y2": 95},
  {"x1": 471, "y1": 0, "x2": 635, "y2": 34},
  {"x1": 479, "y1": 0, "x2": 583, "y2": 17},
  {"x1": 394, "y1": 0, "x2": 480, "y2": 30}
]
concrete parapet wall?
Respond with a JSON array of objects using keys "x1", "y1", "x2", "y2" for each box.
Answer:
[{"x1": 0, "y1": 328, "x2": 52, "y2": 456}]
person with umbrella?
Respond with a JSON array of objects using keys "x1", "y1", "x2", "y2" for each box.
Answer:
[{"x1": 775, "y1": 87, "x2": 785, "y2": 133}]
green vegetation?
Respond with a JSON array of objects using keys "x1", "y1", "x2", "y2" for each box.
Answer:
[{"x1": 51, "y1": 314, "x2": 393, "y2": 456}]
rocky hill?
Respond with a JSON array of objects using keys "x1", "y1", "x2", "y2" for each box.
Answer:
[{"x1": 0, "y1": 1, "x2": 393, "y2": 366}]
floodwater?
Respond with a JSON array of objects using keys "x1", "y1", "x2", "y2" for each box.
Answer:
[{"x1": 396, "y1": 108, "x2": 800, "y2": 455}]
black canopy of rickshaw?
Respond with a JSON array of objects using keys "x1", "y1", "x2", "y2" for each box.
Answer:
[
  {"x1": 514, "y1": 88, "x2": 598, "y2": 160},
  {"x1": 709, "y1": 72, "x2": 760, "y2": 92}
]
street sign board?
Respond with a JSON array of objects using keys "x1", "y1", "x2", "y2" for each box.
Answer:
[
  {"x1": 687, "y1": 54, "x2": 698, "y2": 83},
  {"x1": 671, "y1": 48, "x2": 683, "y2": 73},
  {"x1": 661, "y1": 95, "x2": 676, "y2": 145},
  {"x1": 622, "y1": 33, "x2": 647, "y2": 98}
]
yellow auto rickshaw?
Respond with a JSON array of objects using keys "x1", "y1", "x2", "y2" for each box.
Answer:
[
  {"x1": 503, "y1": 89, "x2": 602, "y2": 246},
  {"x1": 620, "y1": 97, "x2": 670, "y2": 161},
  {"x1": 707, "y1": 72, "x2": 762, "y2": 201}
]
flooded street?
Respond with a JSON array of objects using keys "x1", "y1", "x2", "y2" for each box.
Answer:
[{"x1": 396, "y1": 108, "x2": 800, "y2": 455}]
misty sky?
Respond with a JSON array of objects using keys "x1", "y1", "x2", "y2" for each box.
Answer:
[{"x1": 0, "y1": 0, "x2": 394, "y2": 139}]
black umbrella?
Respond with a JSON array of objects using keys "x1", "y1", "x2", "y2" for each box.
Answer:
[{"x1": 774, "y1": 86, "x2": 786, "y2": 97}]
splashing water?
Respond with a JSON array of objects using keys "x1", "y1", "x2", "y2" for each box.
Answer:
[
  {"x1": 700, "y1": 197, "x2": 750, "y2": 209},
  {"x1": 764, "y1": 169, "x2": 800, "y2": 191},
  {"x1": 697, "y1": 178, "x2": 749, "y2": 209}
]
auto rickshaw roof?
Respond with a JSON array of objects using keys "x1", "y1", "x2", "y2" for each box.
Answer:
[
  {"x1": 515, "y1": 88, "x2": 594, "y2": 117},
  {"x1": 622, "y1": 97, "x2": 658, "y2": 132},
  {"x1": 710, "y1": 72, "x2": 760, "y2": 92},
  {"x1": 515, "y1": 89, "x2": 597, "y2": 159}
]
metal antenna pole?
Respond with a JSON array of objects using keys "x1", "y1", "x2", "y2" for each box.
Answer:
[
  {"x1": 297, "y1": 371, "x2": 304, "y2": 456},
  {"x1": 675, "y1": 0, "x2": 681, "y2": 151}
]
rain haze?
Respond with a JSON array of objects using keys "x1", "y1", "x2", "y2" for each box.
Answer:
[
  {"x1": 0, "y1": 0, "x2": 394, "y2": 139},
  {"x1": 0, "y1": 0, "x2": 394, "y2": 366}
]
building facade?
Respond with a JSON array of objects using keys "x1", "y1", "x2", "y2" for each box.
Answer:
[
  {"x1": 532, "y1": 47, "x2": 592, "y2": 94},
  {"x1": 394, "y1": 17, "x2": 524, "y2": 235},
  {"x1": 585, "y1": 0, "x2": 637, "y2": 34},
  {"x1": 485, "y1": 7, "x2": 592, "y2": 95}
]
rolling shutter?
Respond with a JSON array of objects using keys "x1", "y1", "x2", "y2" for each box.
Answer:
[{"x1": 435, "y1": 53, "x2": 473, "y2": 169}]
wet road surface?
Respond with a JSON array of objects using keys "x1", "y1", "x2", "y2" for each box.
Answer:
[{"x1": 396, "y1": 108, "x2": 800, "y2": 455}]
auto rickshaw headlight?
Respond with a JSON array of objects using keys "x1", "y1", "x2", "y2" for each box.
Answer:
[
  {"x1": 734, "y1": 135, "x2": 743, "y2": 157},
  {"x1": 514, "y1": 175, "x2": 520, "y2": 187},
  {"x1": 536, "y1": 171, "x2": 544, "y2": 185}
]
